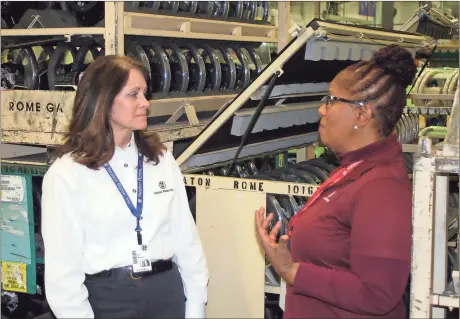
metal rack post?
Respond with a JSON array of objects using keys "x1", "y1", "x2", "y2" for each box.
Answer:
[{"x1": 410, "y1": 139, "x2": 459, "y2": 318}]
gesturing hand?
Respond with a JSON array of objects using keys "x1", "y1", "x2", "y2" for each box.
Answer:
[{"x1": 255, "y1": 206, "x2": 299, "y2": 286}]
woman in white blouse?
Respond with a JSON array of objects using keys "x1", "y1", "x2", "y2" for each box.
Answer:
[{"x1": 41, "y1": 55, "x2": 208, "y2": 318}]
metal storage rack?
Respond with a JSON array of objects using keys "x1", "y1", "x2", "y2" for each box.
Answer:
[
  {"x1": 0, "y1": 3, "x2": 282, "y2": 316},
  {"x1": 0, "y1": 1, "x2": 280, "y2": 146},
  {"x1": 410, "y1": 137, "x2": 459, "y2": 318},
  {"x1": 4, "y1": 4, "x2": 453, "y2": 318}
]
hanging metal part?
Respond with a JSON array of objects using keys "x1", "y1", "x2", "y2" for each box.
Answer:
[
  {"x1": 36, "y1": 46, "x2": 55, "y2": 90},
  {"x1": 143, "y1": 44, "x2": 171, "y2": 94},
  {"x1": 241, "y1": 1, "x2": 257, "y2": 21},
  {"x1": 254, "y1": 1, "x2": 269, "y2": 22},
  {"x1": 165, "y1": 44, "x2": 189, "y2": 93},
  {"x1": 66, "y1": 1, "x2": 98, "y2": 13},
  {"x1": 151, "y1": 1, "x2": 162, "y2": 10},
  {"x1": 228, "y1": 1, "x2": 243, "y2": 19},
  {"x1": 395, "y1": 120, "x2": 402, "y2": 143},
  {"x1": 201, "y1": 45, "x2": 222, "y2": 91},
  {"x1": 195, "y1": 1, "x2": 214, "y2": 16},
  {"x1": 71, "y1": 42, "x2": 100, "y2": 86},
  {"x1": 406, "y1": 114, "x2": 416, "y2": 143},
  {"x1": 401, "y1": 114, "x2": 411, "y2": 143},
  {"x1": 225, "y1": 71, "x2": 279, "y2": 176},
  {"x1": 246, "y1": 47, "x2": 263, "y2": 79},
  {"x1": 185, "y1": 44, "x2": 206, "y2": 92},
  {"x1": 1, "y1": 16, "x2": 9, "y2": 29},
  {"x1": 293, "y1": 163, "x2": 329, "y2": 183},
  {"x1": 216, "y1": 47, "x2": 237, "y2": 91},
  {"x1": 178, "y1": 1, "x2": 198, "y2": 14},
  {"x1": 212, "y1": 1, "x2": 230, "y2": 18},
  {"x1": 236, "y1": 46, "x2": 261, "y2": 83},
  {"x1": 246, "y1": 160, "x2": 259, "y2": 175},
  {"x1": 21, "y1": 47, "x2": 41, "y2": 90},
  {"x1": 400, "y1": 114, "x2": 409, "y2": 144},
  {"x1": 307, "y1": 158, "x2": 337, "y2": 174},
  {"x1": 47, "y1": 42, "x2": 78, "y2": 90},
  {"x1": 323, "y1": 147, "x2": 341, "y2": 166},
  {"x1": 125, "y1": 42, "x2": 152, "y2": 92},
  {"x1": 234, "y1": 163, "x2": 248, "y2": 178},
  {"x1": 1, "y1": 47, "x2": 39, "y2": 90},
  {"x1": 67, "y1": 1, "x2": 104, "y2": 26},
  {"x1": 131, "y1": 1, "x2": 160, "y2": 11},
  {"x1": 218, "y1": 166, "x2": 229, "y2": 176},
  {"x1": 261, "y1": 1, "x2": 270, "y2": 22},
  {"x1": 159, "y1": 1, "x2": 180, "y2": 13},
  {"x1": 230, "y1": 46, "x2": 250, "y2": 90},
  {"x1": 443, "y1": 71, "x2": 459, "y2": 107},
  {"x1": 1, "y1": 291, "x2": 19, "y2": 314},
  {"x1": 257, "y1": 171, "x2": 303, "y2": 218}
]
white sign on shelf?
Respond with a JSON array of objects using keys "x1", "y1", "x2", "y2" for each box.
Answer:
[{"x1": 1, "y1": 175, "x2": 25, "y2": 203}]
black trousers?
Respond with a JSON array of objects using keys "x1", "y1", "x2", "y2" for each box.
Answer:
[{"x1": 84, "y1": 263, "x2": 186, "y2": 318}]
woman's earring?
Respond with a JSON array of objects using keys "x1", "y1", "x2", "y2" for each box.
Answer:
[{"x1": 353, "y1": 125, "x2": 358, "y2": 130}]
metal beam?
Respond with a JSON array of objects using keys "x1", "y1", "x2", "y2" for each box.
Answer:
[{"x1": 176, "y1": 26, "x2": 317, "y2": 168}]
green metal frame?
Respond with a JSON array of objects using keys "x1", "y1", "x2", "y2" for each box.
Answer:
[
  {"x1": 1, "y1": 163, "x2": 49, "y2": 177},
  {"x1": 1, "y1": 161, "x2": 49, "y2": 295}
]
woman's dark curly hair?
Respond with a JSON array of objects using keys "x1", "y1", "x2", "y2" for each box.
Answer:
[{"x1": 336, "y1": 44, "x2": 417, "y2": 136}]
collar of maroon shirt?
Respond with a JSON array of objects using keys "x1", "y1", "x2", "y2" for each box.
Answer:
[{"x1": 330, "y1": 134, "x2": 403, "y2": 189}]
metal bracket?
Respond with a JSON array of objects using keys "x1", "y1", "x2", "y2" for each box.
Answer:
[
  {"x1": 418, "y1": 136, "x2": 433, "y2": 156},
  {"x1": 27, "y1": 15, "x2": 45, "y2": 29},
  {"x1": 288, "y1": 24, "x2": 305, "y2": 38},
  {"x1": 166, "y1": 103, "x2": 200, "y2": 126}
]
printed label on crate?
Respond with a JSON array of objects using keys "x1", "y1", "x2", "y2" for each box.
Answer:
[
  {"x1": 1, "y1": 262, "x2": 27, "y2": 293},
  {"x1": 1, "y1": 175, "x2": 25, "y2": 203}
]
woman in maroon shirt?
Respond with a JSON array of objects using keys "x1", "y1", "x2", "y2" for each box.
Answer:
[{"x1": 255, "y1": 44, "x2": 417, "y2": 318}]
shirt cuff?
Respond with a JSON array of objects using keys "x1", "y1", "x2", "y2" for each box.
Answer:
[
  {"x1": 185, "y1": 301, "x2": 206, "y2": 318},
  {"x1": 292, "y1": 262, "x2": 320, "y2": 296}
]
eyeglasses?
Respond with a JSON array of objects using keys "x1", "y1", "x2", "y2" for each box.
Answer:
[
  {"x1": 321, "y1": 94, "x2": 375, "y2": 118},
  {"x1": 321, "y1": 94, "x2": 366, "y2": 108}
]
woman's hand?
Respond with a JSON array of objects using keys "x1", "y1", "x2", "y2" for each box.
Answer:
[{"x1": 255, "y1": 206, "x2": 299, "y2": 286}]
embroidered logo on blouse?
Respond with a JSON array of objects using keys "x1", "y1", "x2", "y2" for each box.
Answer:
[{"x1": 154, "y1": 181, "x2": 174, "y2": 195}]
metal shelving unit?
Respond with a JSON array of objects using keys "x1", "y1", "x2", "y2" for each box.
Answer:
[
  {"x1": 0, "y1": 2, "x2": 281, "y2": 146},
  {"x1": 410, "y1": 138, "x2": 459, "y2": 318},
  {"x1": 0, "y1": 4, "x2": 282, "y2": 314}
]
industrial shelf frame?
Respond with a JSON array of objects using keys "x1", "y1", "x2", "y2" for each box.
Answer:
[
  {"x1": 410, "y1": 138, "x2": 459, "y2": 318},
  {"x1": 0, "y1": 1, "x2": 284, "y2": 146}
]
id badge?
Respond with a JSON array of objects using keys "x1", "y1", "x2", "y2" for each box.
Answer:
[
  {"x1": 131, "y1": 244, "x2": 152, "y2": 274},
  {"x1": 279, "y1": 278, "x2": 286, "y2": 311}
]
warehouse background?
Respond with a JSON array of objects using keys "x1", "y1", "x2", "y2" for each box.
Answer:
[{"x1": 0, "y1": 1, "x2": 459, "y2": 319}]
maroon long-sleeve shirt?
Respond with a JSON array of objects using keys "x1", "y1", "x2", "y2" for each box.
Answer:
[{"x1": 285, "y1": 135, "x2": 412, "y2": 318}]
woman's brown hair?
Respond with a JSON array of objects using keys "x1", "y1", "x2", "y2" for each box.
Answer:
[{"x1": 57, "y1": 55, "x2": 166, "y2": 169}]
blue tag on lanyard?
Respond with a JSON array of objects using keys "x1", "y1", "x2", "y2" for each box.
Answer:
[{"x1": 104, "y1": 152, "x2": 144, "y2": 244}]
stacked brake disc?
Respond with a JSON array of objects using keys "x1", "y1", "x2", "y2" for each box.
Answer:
[{"x1": 1, "y1": 40, "x2": 265, "y2": 97}]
